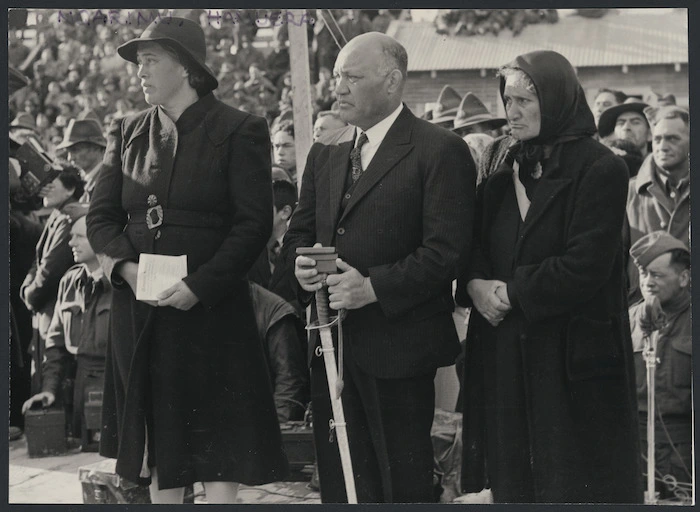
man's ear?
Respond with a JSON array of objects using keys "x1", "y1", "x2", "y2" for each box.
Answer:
[
  {"x1": 386, "y1": 69, "x2": 403, "y2": 95},
  {"x1": 679, "y1": 268, "x2": 691, "y2": 289}
]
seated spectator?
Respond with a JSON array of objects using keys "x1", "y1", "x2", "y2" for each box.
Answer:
[
  {"x1": 371, "y1": 9, "x2": 394, "y2": 33},
  {"x1": 628, "y1": 232, "x2": 691, "y2": 500},
  {"x1": 249, "y1": 282, "x2": 309, "y2": 423},
  {"x1": 608, "y1": 139, "x2": 644, "y2": 178},
  {"x1": 22, "y1": 214, "x2": 111, "y2": 451},
  {"x1": 244, "y1": 62, "x2": 277, "y2": 95},
  {"x1": 249, "y1": 179, "x2": 299, "y2": 303},
  {"x1": 272, "y1": 120, "x2": 297, "y2": 183},
  {"x1": 315, "y1": 67, "x2": 335, "y2": 111},
  {"x1": 54, "y1": 119, "x2": 107, "y2": 202},
  {"x1": 265, "y1": 38, "x2": 290, "y2": 87},
  {"x1": 313, "y1": 110, "x2": 347, "y2": 142},
  {"x1": 10, "y1": 112, "x2": 40, "y2": 146}
]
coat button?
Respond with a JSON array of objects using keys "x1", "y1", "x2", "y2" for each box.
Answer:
[
  {"x1": 155, "y1": 230, "x2": 162, "y2": 240},
  {"x1": 337, "y1": 227, "x2": 345, "y2": 235},
  {"x1": 344, "y1": 193, "x2": 351, "y2": 200},
  {"x1": 660, "y1": 221, "x2": 667, "y2": 228}
]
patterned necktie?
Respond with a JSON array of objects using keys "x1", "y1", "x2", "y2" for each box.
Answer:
[{"x1": 350, "y1": 132, "x2": 369, "y2": 182}]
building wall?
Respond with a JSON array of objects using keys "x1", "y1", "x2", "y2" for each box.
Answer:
[{"x1": 404, "y1": 63, "x2": 689, "y2": 118}]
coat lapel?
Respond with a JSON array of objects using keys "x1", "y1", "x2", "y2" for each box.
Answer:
[{"x1": 338, "y1": 107, "x2": 414, "y2": 224}]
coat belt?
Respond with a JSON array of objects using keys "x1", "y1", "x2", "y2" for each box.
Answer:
[{"x1": 127, "y1": 208, "x2": 228, "y2": 228}]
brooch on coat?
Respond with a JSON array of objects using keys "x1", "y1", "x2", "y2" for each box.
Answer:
[
  {"x1": 146, "y1": 194, "x2": 163, "y2": 230},
  {"x1": 531, "y1": 162, "x2": 543, "y2": 180}
]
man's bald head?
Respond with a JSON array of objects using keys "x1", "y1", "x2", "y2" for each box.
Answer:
[
  {"x1": 339, "y1": 32, "x2": 408, "y2": 83},
  {"x1": 333, "y1": 32, "x2": 408, "y2": 130}
]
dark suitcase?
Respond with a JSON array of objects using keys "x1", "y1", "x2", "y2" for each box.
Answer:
[
  {"x1": 24, "y1": 406, "x2": 67, "y2": 457},
  {"x1": 280, "y1": 421, "x2": 315, "y2": 474}
]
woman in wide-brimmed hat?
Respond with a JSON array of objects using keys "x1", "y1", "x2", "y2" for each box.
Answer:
[
  {"x1": 86, "y1": 17, "x2": 287, "y2": 504},
  {"x1": 457, "y1": 50, "x2": 643, "y2": 504}
]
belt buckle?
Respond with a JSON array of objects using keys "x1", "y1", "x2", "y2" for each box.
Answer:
[{"x1": 146, "y1": 205, "x2": 163, "y2": 229}]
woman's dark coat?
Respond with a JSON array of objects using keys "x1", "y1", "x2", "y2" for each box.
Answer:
[
  {"x1": 86, "y1": 93, "x2": 288, "y2": 489},
  {"x1": 459, "y1": 133, "x2": 643, "y2": 503}
]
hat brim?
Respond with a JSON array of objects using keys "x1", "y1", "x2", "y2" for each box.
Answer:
[
  {"x1": 118, "y1": 37, "x2": 219, "y2": 92},
  {"x1": 55, "y1": 138, "x2": 107, "y2": 151},
  {"x1": 453, "y1": 114, "x2": 507, "y2": 131},
  {"x1": 10, "y1": 123, "x2": 38, "y2": 132},
  {"x1": 597, "y1": 102, "x2": 649, "y2": 138},
  {"x1": 430, "y1": 108, "x2": 460, "y2": 125}
]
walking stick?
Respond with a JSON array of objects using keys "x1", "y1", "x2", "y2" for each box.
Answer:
[
  {"x1": 641, "y1": 295, "x2": 665, "y2": 505},
  {"x1": 642, "y1": 330, "x2": 659, "y2": 505},
  {"x1": 298, "y1": 247, "x2": 358, "y2": 503}
]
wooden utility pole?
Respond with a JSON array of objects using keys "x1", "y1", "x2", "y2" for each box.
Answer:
[{"x1": 287, "y1": 9, "x2": 313, "y2": 193}]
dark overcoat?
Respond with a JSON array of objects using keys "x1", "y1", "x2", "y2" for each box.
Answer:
[
  {"x1": 86, "y1": 93, "x2": 288, "y2": 489},
  {"x1": 458, "y1": 136, "x2": 643, "y2": 503}
]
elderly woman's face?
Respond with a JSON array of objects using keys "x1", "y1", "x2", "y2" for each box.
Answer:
[{"x1": 503, "y1": 76, "x2": 541, "y2": 141}]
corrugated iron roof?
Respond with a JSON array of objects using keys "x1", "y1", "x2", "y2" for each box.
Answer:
[{"x1": 388, "y1": 10, "x2": 688, "y2": 72}]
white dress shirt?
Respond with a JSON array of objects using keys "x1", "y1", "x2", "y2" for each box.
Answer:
[{"x1": 353, "y1": 103, "x2": 404, "y2": 170}]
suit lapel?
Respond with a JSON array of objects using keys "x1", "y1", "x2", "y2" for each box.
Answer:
[{"x1": 338, "y1": 107, "x2": 414, "y2": 224}]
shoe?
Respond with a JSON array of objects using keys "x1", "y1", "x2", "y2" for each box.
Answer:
[{"x1": 9, "y1": 426, "x2": 23, "y2": 441}]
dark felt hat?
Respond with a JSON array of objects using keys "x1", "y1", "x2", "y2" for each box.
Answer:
[
  {"x1": 630, "y1": 231, "x2": 689, "y2": 269},
  {"x1": 55, "y1": 118, "x2": 107, "y2": 150},
  {"x1": 117, "y1": 16, "x2": 218, "y2": 92},
  {"x1": 430, "y1": 85, "x2": 462, "y2": 125},
  {"x1": 453, "y1": 92, "x2": 507, "y2": 131},
  {"x1": 10, "y1": 112, "x2": 38, "y2": 132},
  {"x1": 597, "y1": 98, "x2": 649, "y2": 138}
]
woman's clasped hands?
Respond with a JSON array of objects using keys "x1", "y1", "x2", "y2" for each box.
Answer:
[{"x1": 467, "y1": 278, "x2": 512, "y2": 327}]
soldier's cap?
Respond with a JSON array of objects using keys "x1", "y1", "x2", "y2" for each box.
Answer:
[{"x1": 630, "y1": 230, "x2": 689, "y2": 269}]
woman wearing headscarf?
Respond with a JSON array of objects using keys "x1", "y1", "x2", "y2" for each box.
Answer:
[
  {"x1": 457, "y1": 51, "x2": 642, "y2": 503},
  {"x1": 86, "y1": 17, "x2": 287, "y2": 503}
]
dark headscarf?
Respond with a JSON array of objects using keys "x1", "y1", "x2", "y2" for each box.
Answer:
[{"x1": 500, "y1": 51, "x2": 597, "y2": 186}]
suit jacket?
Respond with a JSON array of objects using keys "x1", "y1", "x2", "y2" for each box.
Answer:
[{"x1": 283, "y1": 105, "x2": 476, "y2": 379}]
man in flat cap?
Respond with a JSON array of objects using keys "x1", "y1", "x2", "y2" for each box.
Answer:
[
  {"x1": 629, "y1": 231, "x2": 691, "y2": 499},
  {"x1": 54, "y1": 118, "x2": 107, "y2": 203},
  {"x1": 625, "y1": 105, "x2": 690, "y2": 303}
]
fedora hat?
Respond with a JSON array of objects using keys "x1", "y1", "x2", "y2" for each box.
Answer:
[
  {"x1": 55, "y1": 118, "x2": 107, "y2": 150},
  {"x1": 597, "y1": 98, "x2": 649, "y2": 138},
  {"x1": 453, "y1": 92, "x2": 507, "y2": 131},
  {"x1": 10, "y1": 112, "x2": 38, "y2": 132},
  {"x1": 117, "y1": 17, "x2": 218, "y2": 93},
  {"x1": 430, "y1": 85, "x2": 462, "y2": 126}
]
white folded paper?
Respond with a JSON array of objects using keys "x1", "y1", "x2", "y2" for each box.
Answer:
[{"x1": 136, "y1": 254, "x2": 188, "y2": 302}]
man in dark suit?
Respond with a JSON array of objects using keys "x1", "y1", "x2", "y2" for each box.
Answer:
[{"x1": 283, "y1": 32, "x2": 475, "y2": 503}]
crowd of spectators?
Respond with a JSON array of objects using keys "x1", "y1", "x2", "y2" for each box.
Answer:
[{"x1": 9, "y1": 8, "x2": 403, "y2": 160}]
